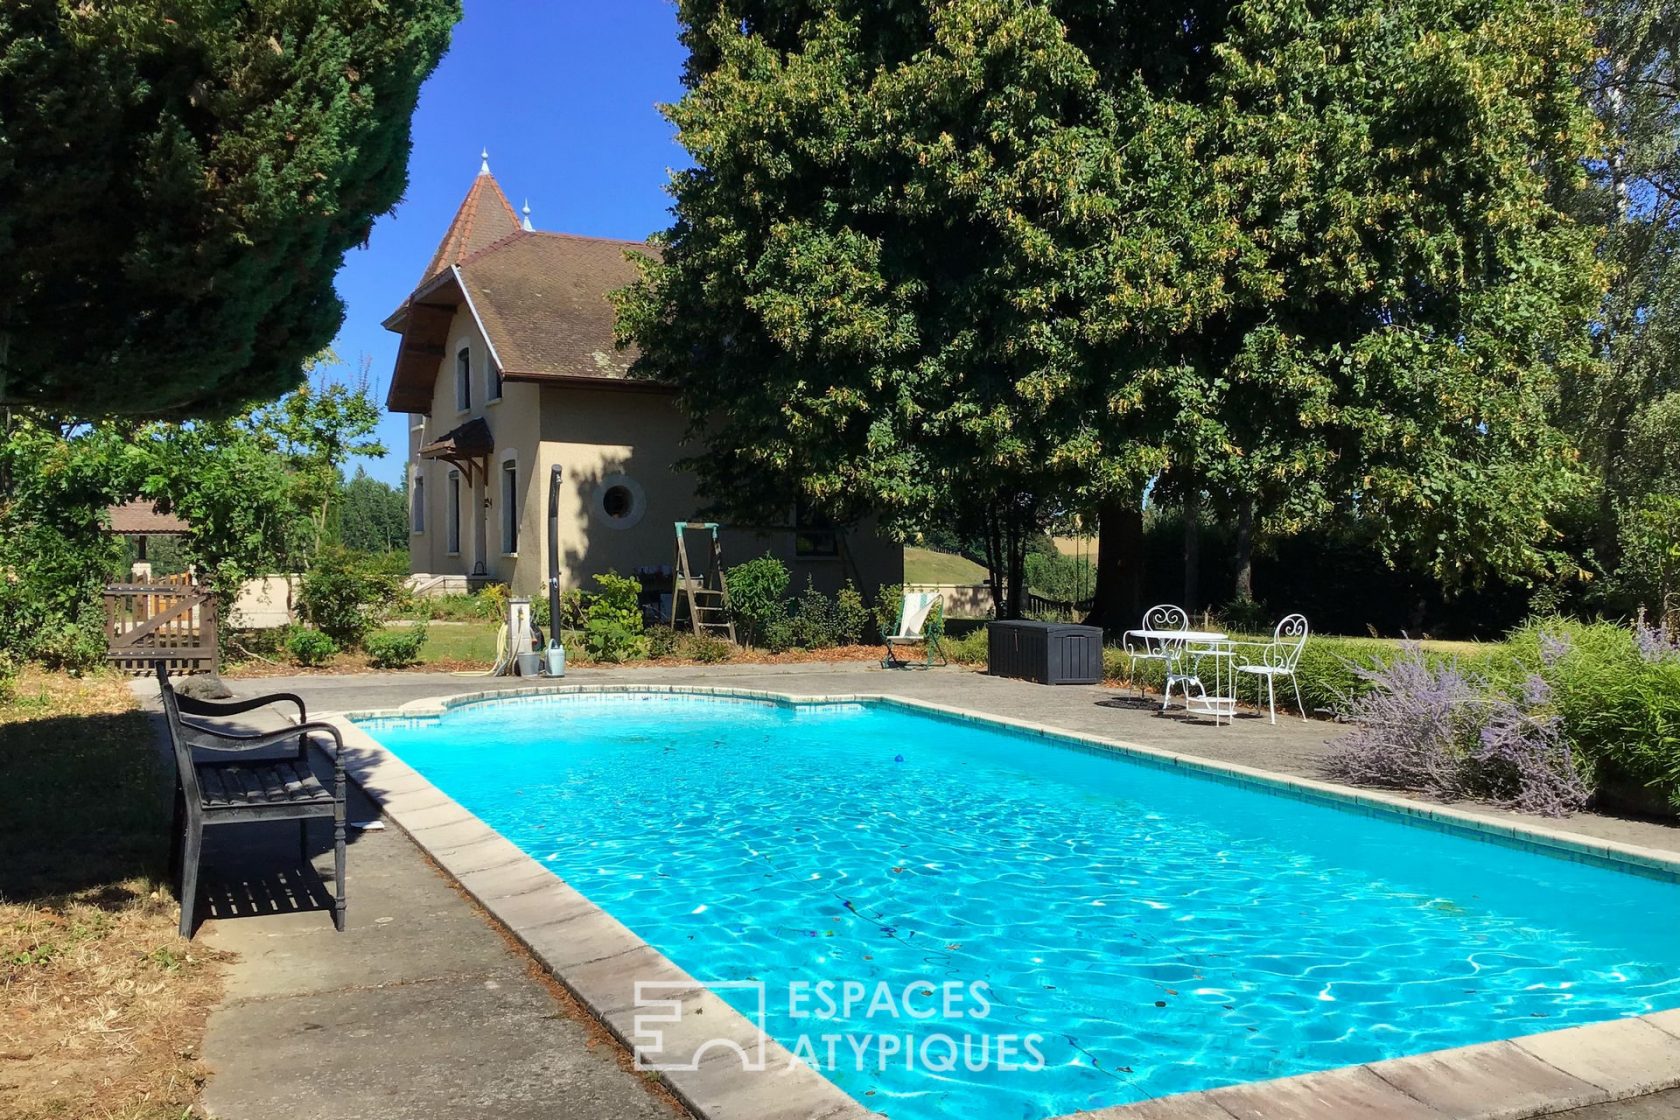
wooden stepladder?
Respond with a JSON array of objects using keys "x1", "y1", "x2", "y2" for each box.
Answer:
[{"x1": 672, "y1": 522, "x2": 736, "y2": 641}]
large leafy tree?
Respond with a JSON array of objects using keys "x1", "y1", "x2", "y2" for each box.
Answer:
[
  {"x1": 622, "y1": 0, "x2": 1602, "y2": 623},
  {"x1": 1562, "y1": 0, "x2": 1680, "y2": 611},
  {"x1": 618, "y1": 1, "x2": 1216, "y2": 615},
  {"x1": 0, "y1": 0, "x2": 458, "y2": 417},
  {"x1": 1156, "y1": 0, "x2": 1601, "y2": 614},
  {"x1": 0, "y1": 369, "x2": 388, "y2": 666}
]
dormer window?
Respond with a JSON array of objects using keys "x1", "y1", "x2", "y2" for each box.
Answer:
[{"x1": 455, "y1": 347, "x2": 471, "y2": 411}]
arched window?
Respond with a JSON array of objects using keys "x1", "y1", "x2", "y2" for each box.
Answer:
[{"x1": 455, "y1": 347, "x2": 471, "y2": 411}]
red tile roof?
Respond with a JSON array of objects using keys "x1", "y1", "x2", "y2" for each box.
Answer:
[
  {"x1": 384, "y1": 169, "x2": 662, "y2": 414},
  {"x1": 459, "y1": 231, "x2": 650, "y2": 381},
  {"x1": 417, "y1": 170, "x2": 523, "y2": 287}
]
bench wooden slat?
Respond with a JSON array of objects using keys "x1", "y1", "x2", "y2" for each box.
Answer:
[{"x1": 195, "y1": 761, "x2": 331, "y2": 808}]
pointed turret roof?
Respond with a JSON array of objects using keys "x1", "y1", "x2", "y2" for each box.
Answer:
[{"x1": 417, "y1": 153, "x2": 522, "y2": 286}]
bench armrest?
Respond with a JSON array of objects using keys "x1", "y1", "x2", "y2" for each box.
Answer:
[
  {"x1": 180, "y1": 718, "x2": 342, "y2": 760},
  {"x1": 176, "y1": 691, "x2": 308, "y2": 723}
]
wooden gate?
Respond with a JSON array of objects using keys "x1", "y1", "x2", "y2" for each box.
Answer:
[{"x1": 104, "y1": 579, "x2": 218, "y2": 676}]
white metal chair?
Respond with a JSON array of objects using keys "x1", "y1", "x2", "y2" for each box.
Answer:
[
  {"x1": 1235, "y1": 614, "x2": 1310, "y2": 723},
  {"x1": 1123, "y1": 604, "x2": 1188, "y2": 702}
]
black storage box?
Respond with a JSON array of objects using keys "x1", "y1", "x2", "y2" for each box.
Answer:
[{"x1": 987, "y1": 620, "x2": 1104, "y2": 684}]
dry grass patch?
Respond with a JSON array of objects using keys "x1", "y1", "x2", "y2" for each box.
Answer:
[{"x1": 0, "y1": 670, "x2": 225, "y2": 1120}]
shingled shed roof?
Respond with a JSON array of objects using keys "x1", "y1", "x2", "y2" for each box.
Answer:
[
  {"x1": 107, "y1": 500, "x2": 187, "y2": 535},
  {"x1": 384, "y1": 163, "x2": 661, "y2": 414},
  {"x1": 419, "y1": 416, "x2": 494, "y2": 461}
]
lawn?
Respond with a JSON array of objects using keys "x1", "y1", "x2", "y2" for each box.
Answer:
[
  {"x1": 397, "y1": 621, "x2": 500, "y2": 666},
  {"x1": 0, "y1": 669, "x2": 223, "y2": 1120},
  {"x1": 903, "y1": 545, "x2": 989, "y2": 585}
]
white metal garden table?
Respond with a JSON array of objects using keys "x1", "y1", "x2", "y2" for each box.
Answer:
[{"x1": 1121, "y1": 628, "x2": 1238, "y2": 725}]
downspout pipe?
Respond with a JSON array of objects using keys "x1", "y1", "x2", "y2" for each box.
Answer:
[{"x1": 547, "y1": 464, "x2": 563, "y2": 646}]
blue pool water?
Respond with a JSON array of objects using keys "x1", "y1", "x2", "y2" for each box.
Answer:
[{"x1": 359, "y1": 694, "x2": 1680, "y2": 1119}]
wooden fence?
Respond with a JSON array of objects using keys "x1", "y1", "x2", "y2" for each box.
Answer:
[{"x1": 103, "y1": 583, "x2": 217, "y2": 676}]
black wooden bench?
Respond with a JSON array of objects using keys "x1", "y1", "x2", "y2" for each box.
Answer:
[{"x1": 157, "y1": 664, "x2": 346, "y2": 937}]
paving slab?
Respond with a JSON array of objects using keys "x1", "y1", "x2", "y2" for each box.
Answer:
[
  {"x1": 1209, "y1": 1065, "x2": 1446, "y2": 1120},
  {"x1": 1077, "y1": 1096, "x2": 1240, "y2": 1120},
  {"x1": 1368, "y1": 1040, "x2": 1607, "y2": 1120},
  {"x1": 1553, "y1": 1089, "x2": 1680, "y2": 1118},
  {"x1": 202, "y1": 969, "x2": 670, "y2": 1120},
  {"x1": 1513, "y1": 1019, "x2": 1680, "y2": 1098}
]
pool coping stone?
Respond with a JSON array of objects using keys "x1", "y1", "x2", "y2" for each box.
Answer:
[{"x1": 325, "y1": 683, "x2": 1680, "y2": 1120}]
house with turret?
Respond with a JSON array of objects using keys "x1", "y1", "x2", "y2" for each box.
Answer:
[{"x1": 383, "y1": 155, "x2": 902, "y2": 616}]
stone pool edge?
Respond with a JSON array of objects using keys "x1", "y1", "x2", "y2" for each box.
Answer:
[{"x1": 326, "y1": 684, "x2": 1680, "y2": 1120}]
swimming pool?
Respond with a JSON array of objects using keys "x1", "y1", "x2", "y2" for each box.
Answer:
[{"x1": 358, "y1": 692, "x2": 1680, "y2": 1120}]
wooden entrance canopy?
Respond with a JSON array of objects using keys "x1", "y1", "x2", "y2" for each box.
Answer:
[{"x1": 419, "y1": 417, "x2": 494, "y2": 485}]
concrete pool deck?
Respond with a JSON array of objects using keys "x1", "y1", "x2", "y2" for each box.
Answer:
[{"x1": 144, "y1": 663, "x2": 1680, "y2": 1119}]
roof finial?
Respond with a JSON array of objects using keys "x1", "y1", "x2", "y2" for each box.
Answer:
[
  {"x1": 521, "y1": 199, "x2": 533, "y2": 232},
  {"x1": 480, "y1": 148, "x2": 490, "y2": 175}
]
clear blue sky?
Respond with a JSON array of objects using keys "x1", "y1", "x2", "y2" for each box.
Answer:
[{"x1": 331, "y1": 0, "x2": 689, "y2": 484}]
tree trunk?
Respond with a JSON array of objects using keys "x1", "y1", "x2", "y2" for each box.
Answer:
[
  {"x1": 1182, "y1": 489, "x2": 1201, "y2": 611},
  {"x1": 1233, "y1": 495, "x2": 1254, "y2": 602},
  {"x1": 1406, "y1": 591, "x2": 1428, "y2": 637},
  {"x1": 983, "y1": 513, "x2": 1006, "y2": 620},
  {"x1": 1003, "y1": 512, "x2": 1028, "y2": 620},
  {"x1": 1087, "y1": 491, "x2": 1143, "y2": 630}
]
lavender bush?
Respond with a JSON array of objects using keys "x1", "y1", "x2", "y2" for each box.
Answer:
[
  {"x1": 1325, "y1": 645, "x2": 1482, "y2": 801},
  {"x1": 1470, "y1": 676, "x2": 1590, "y2": 816},
  {"x1": 1326, "y1": 647, "x2": 1591, "y2": 817},
  {"x1": 1635, "y1": 616, "x2": 1680, "y2": 664}
]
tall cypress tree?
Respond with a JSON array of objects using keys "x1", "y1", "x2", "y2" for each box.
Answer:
[{"x1": 0, "y1": 0, "x2": 459, "y2": 417}]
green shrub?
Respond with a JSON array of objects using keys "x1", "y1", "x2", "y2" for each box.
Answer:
[
  {"x1": 1513, "y1": 619, "x2": 1680, "y2": 809},
  {"x1": 835, "y1": 582, "x2": 869, "y2": 646},
  {"x1": 582, "y1": 572, "x2": 647, "y2": 663},
  {"x1": 230, "y1": 625, "x2": 286, "y2": 660},
  {"x1": 365, "y1": 624, "x2": 428, "y2": 669},
  {"x1": 30, "y1": 602, "x2": 108, "y2": 673},
  {"x1": 680, "y1": 633, "x2": 734, "y2": 663},
  {"x1": 530, "y1": 588, "x2": 585, "y2": 633},
  {"x1": 0, "y1": 652, "x2": 18, "y2": 702},
  {"x1": 762, "y1": 617, "x2": 797, "y2": 653},
  {"x1": 646, "y1": 625, "x2": 680, "y2": 660},
  {"x1": 791, "y1": 578, "x2": 839, "y2": 649},
  {"x1": 1024, "y1": 551, "x2": 1094, "y2": 603},
  {"x1": 1216, "y1": 596, "x2": 1273, "y2": 634},
  {"x1": 725, "y1": 555, "x2": 789, "y2": 648},
  {"x1": 407, "y1": 593, "x2": 496, "y2": 623},
  {"x1": 286, "y1": 627, "x2": 338, "y2": 667},
  {"x1": 944, "y1": 627, "x2": 988, "y2": 666},
  {"x1": 874, "y1": 582, "x2": 904, "y2": 639},
  {"x1": 298, "y1": 549, "x2": 400, "y2": 648}
]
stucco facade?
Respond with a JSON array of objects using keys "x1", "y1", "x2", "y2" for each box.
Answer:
[{"x1": 391, "y1": 165, "x2": 901, "y2": 611}]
